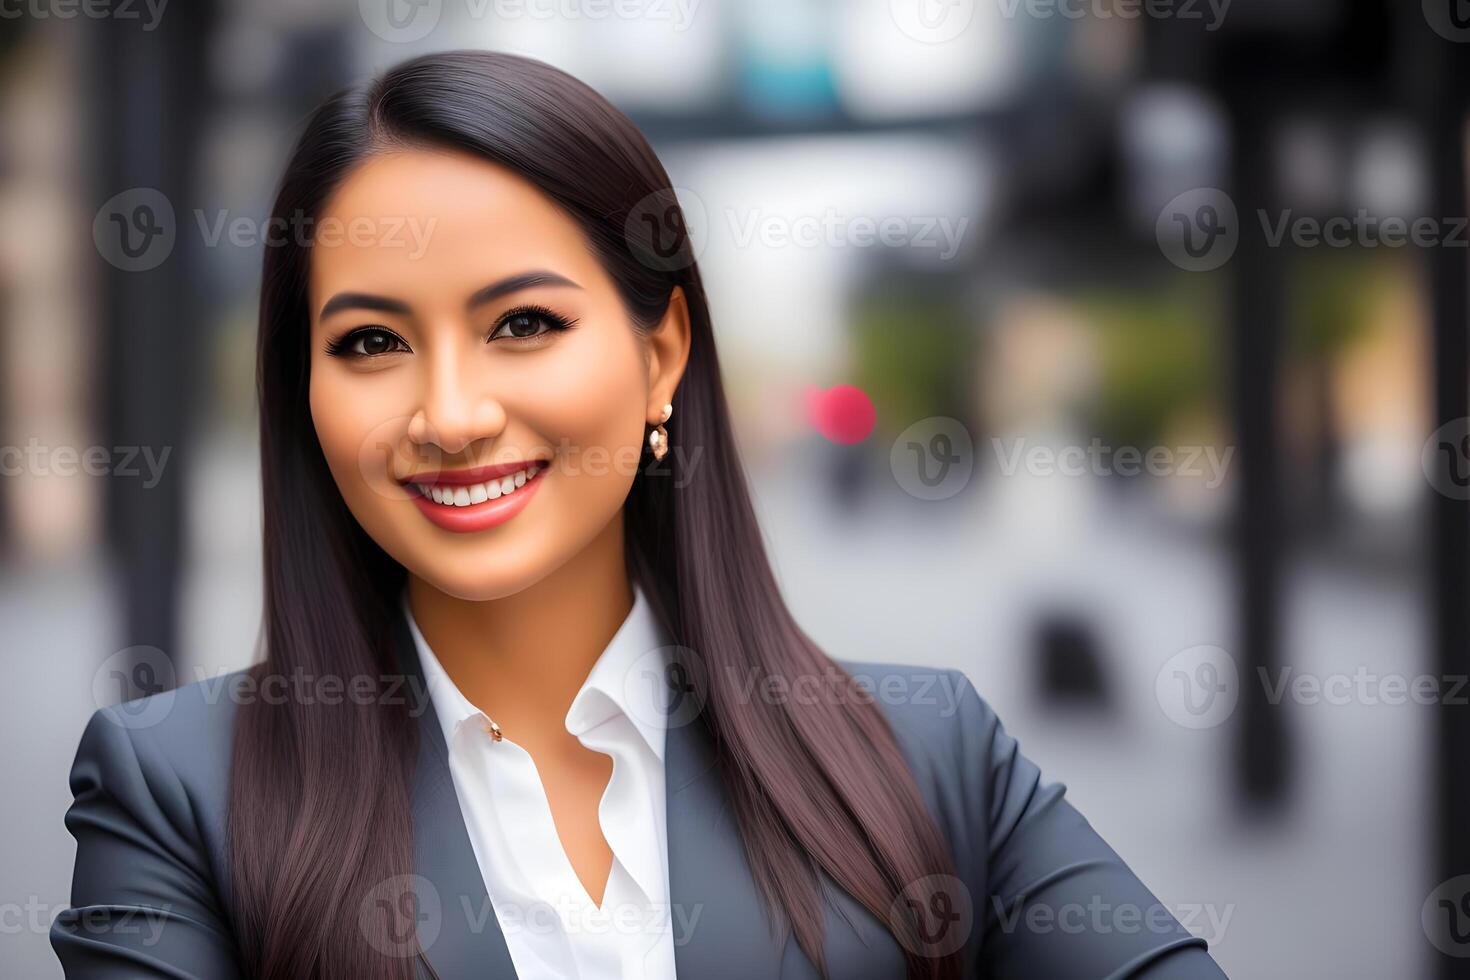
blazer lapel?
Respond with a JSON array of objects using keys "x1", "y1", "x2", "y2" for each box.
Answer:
[
  {"x1": 389, "y1": 606, "x2": 797, "y2": 979},
  {"x1": 664, "y1": 715, "x2": 794, "y2": 979},
  {"x1": 390, "y1": 610, "x2": 520, "y2": 980}
]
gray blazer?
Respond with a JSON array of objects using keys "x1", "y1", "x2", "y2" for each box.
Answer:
[{"x1": 51, "y1": 610, "x2": 1229, "y2": 978}]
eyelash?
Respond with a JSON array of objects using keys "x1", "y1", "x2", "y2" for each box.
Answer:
[
  {"x1": 323, "y1": 304, "x2": 579, "y2": 358},
  {"x1": 490, "y1": 304, "x2": 579, "y2": 343}
]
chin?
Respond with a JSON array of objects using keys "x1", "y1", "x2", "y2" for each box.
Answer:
[
  {"x1": 396, "y1": 533, "x2": 569, "y2": 602},
  {"x1": 416, "y1": 568, "x2": 537, "y2": 602}
]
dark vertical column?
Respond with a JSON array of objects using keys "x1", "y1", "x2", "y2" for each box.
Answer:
[
  {"x1": 1225, "y1": 87, "x2": 1291, "y2": 808},
  {"x1": 88, "y1": 1, "x2": 215, "y2": 673},
  {"x1": 1424, "y1": 36, "x2": 1470, "y2": 980}
]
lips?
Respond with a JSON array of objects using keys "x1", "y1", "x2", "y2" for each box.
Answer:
[{"x1": 403, "y1": 459, "x2": 550, "y2": 533}]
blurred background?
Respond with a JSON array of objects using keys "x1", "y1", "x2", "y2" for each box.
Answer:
[{"x1": 3, "y1": 0, "x2": 1469, "y2": 976}]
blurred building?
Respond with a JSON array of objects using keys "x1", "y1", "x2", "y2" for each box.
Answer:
[{"x1": 1, "y1": 1, "x2": 1464, "y2": 977}]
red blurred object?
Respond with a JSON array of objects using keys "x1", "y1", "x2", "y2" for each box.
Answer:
[{"x1": 803, "y1": 384, "x2": 876, "y2": 445}]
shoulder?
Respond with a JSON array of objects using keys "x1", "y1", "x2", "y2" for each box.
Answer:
[
  {"x1": 55, "y1": 672, "x2": 256, "y2": 974},
  {"x1": 66, "y1": 669, "x2": 252, "y2": 876},
  {"x1": 831, "y1": 657, "x2": 1000, "y2": 770},
  {"x1": 75, "y1": 669, "x2": 249, "y2": 784},
  {"x1": 830, "y1": 658, "x2": 1039, "y2": 872}
]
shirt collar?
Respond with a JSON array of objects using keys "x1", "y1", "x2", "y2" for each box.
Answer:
[{"x1": 400, "y1": 584, "x2": 670, "y2": 762}]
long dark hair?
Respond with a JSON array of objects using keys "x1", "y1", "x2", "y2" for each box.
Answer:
[{"x1": 231, "y1": 49, "x2": 961, "y2": 980}]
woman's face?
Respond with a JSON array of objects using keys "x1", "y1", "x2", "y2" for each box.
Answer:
[{"x1": 307, "y1": 148, "x2": 689, "y2": 601}]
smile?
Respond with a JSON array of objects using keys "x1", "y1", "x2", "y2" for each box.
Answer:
[{"x1": 404, "y1": 459, "x2": 550, "y2": 533}]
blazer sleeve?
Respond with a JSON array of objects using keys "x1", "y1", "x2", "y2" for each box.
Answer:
[
  {"x1": 50, "y1": 707, "x2": 242, "y2": 979},
  {"x1": 951, "y1": 675, "x2": 1230, "y2": 979}
]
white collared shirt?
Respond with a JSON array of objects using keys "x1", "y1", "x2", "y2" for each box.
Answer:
[{"x1": 402, "y1": 585, "x2": 676, "y2": 980}]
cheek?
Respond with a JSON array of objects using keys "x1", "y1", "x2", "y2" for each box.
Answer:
[
  {"x1": 521, "y1": 325, "x2": 648, "y2": 459},
  {"x1": 308, "y1": 366, "x2": 408, "y2": 500},
  {"x1": 310, "y1": 371, "x2": 364, "y2": 477}
]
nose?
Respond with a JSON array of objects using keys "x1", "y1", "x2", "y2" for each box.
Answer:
[{"x1": 409, "y1": 343, "x2": 507, "y2": 457}]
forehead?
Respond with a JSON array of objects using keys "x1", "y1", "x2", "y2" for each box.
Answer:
[{"x1": 308, "y1": 147, "x2": 599, "y2": 309}]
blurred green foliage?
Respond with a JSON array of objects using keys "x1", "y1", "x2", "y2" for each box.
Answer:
[
  {"x1": 1079, "y1": 280, "x2": 1222, "y2": 450},
  {"x1": 849, "y1": 288, "x2": 975, "y2": 441},
  {"x1": 1078, "y1": 250, "x2": 1387, "y2": 451},
  {"x1": 1286, "y1": 247, "x2": 1384, "y2": 360}
]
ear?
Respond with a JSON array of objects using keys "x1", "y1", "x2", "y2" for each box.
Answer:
[{"x1": 646, "y1": 286, "x2": 692, "y2": 423}]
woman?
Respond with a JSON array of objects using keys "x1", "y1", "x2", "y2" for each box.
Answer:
[{"x1": 51, "y1": 51, "x2": 1228, "y2": 980}]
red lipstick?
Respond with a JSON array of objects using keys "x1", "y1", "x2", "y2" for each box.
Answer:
[{"x1": 403, "y1": 459, "x2": 549, "y2": 533}]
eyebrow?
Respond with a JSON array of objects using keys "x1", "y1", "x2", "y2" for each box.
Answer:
[{"x1": 317, "y1": 270, "x2": 582, "y2": 321}]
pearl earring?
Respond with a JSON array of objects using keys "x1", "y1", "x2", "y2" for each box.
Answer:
[{"x1": 649, "y1": 403, "x2": 672, "y2": 461}]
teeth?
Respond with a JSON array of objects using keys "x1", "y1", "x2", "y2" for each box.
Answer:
[{"x1": 415, "y1": 465, "x2": 541, "y2": 508}]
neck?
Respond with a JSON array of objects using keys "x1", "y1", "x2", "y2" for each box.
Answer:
[{"x1": 405, "y1": 512, "x2": 634, "y2": 738}]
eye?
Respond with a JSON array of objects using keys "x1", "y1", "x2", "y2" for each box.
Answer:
[
  {"x1": 489, "y1": 305, "x2": 578, "y2": 344},
  {"x1": 324, "y1": 326, "x2": 410, "y2": 358}
]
